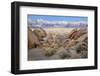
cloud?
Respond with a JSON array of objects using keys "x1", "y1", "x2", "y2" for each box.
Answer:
[{"x1": 28, "y1": 18, "x2": 87, "y2": 28}]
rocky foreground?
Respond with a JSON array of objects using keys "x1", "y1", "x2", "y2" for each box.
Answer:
[{"x1": 28, "y1": 27, "x2": 88, "y2": 61}]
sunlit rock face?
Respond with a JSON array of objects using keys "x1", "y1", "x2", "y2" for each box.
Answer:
[{"x1": 28, "y1": 27, "x2": 47, "y2": 49}]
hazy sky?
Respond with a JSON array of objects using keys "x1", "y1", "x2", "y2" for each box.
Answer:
[{"x1": 28, "y1": 14, "x2": 88, "y2": 23}]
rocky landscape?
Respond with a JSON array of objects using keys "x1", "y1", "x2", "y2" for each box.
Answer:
[{"x1": 28, "y1": 26, "x2": 88, "y2": 61}]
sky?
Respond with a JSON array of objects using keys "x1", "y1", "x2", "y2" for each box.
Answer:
[{"x1": 28, "y1": 14, "x2": 88, "y2": 23}]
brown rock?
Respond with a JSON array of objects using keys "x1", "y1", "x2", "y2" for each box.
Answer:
[
  {"x1": 68, "y1": 28, "x2": 87, "y2": 40},
  {"x1": 63, "y1": 40, "x2": 79, "y2": 49},
  {"x1": 33, "y1": 28, "x2": 47, "y2": 41},
  {"x1": 28, "y1": 27, "x2": 47, "y2": 49},
  {"x1": 28, "y1": 28, "x2": 40, "y2": 49}
]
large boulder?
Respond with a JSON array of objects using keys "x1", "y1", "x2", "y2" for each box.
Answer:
[
  {"x1": 68, "y1": 28, "x2": 78, "y2": 39},
  {"x1": 33, "y1": 28, "x2": 47, "y2": 41},
  {"x1": 28, "y1": 28, "x2": 40, "y2": 49},
  {"x1": 28, "y1": 27, "x2": 47, "y2": 49},
  {"x1": 68, "y1": 28, "x2": 87, "y2": 40}
]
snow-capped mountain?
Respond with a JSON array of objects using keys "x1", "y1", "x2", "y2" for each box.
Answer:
[{"x1": 28, "y1": 19, "x2": 88, "y2": 28}]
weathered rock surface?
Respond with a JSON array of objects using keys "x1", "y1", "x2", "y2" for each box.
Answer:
[
  {"x1": 68, "y1": 28, "x2": 87, "y2": 40},
  {"x1": 28, "y1": 27, "x2": 88, "y2": 60},
  {"x1": 28, "y1": 28, "x2": 40, "y2": 49},
  {"x1": 28, "y1": 27, "x2": 47, "y2": 49}
]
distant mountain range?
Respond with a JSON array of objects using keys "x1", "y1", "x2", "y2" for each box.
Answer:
[{"x1": 28, "y1": 19, "x2": 88, "y2": 28}]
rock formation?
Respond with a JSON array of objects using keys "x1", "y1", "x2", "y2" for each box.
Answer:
[
  {"x1": 28, "y1": 27, "x2": 88, "y2": 60},
  {"x1": 68, "y1": 28, "x2": 87, "y2": 40},
  {"x1": 28, "y1": 27, "x2": 47, "y2": 49},
  {"x1": 33, "y1": 28, "x2": 47, "y2": 41}
]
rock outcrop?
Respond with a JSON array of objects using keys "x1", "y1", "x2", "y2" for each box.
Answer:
[
  {"x1": 28, "y1": 27, "x2": 47, "y2": 49},
  {"x1": 68, "y1": 28, "x2": 87, "y2": 40},
  {"x1": 28, "y1": 27, "x2": 88, "y2": 60}
]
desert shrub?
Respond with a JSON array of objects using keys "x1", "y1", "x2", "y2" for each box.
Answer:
[
  {"x1": 54, "y1": 47, "x2": 71, "y2": 59},
  {"x1": 60, "y1": 53, "x2": 71, "y2": 59},
  {"x1": 80, "y1": 51, "x2": 88, "y2": 58},
  {"x1": 44, "y1": 47, "x2": 57, "y2": 57},
  {"x1": 75, "y1": 42, "x2": 87, "y2": 53},
  {"x1": 49, "y1": 54, "x2": 61, "y2": 60},
  {"x1": 63, "y1": 40, "x2": 79, "y2": 49}
]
